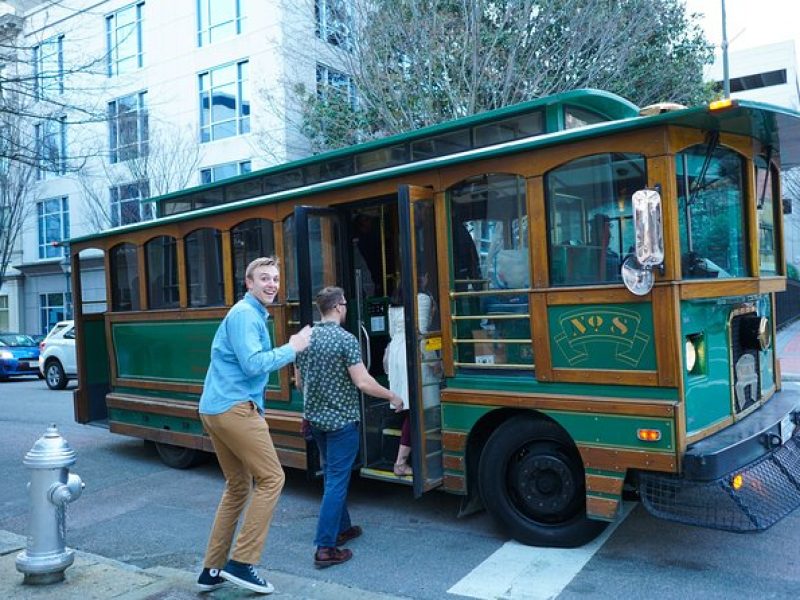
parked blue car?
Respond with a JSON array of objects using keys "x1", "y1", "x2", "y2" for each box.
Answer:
[{"x1": 0, "y1": 333, "x2": 41, "y2": 380}]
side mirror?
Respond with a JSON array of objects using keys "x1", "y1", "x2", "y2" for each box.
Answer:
[{"x1": 622, "y1": 189, "x2": 665, "y2": 296}]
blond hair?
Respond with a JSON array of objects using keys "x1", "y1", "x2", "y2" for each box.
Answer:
[{"x1": 245, "y1": 256, "x2": 279, "y2": 281}]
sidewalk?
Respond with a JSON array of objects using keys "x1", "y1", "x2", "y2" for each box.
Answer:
[
  {"x1": 777, "y1": 318, "x2": 800, "y2": 381},
  {"x1": 0, "y1": 530, "x2": 405, "y2": 600}
]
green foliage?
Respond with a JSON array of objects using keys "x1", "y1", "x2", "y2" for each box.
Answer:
[{"x1": 300, "y1": 0, "x2": 715, "y2": 152}]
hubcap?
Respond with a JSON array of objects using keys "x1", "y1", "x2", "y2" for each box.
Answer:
[
  {"x1": 510, "y1": 449, "x2": 578, "y2": 518},
  {"x1": 47, "y1": 366, "x2": 60, "y2": 386}
]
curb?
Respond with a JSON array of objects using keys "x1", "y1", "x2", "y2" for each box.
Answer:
[{"x1": 1, "y1": 530, "x2": 407, "y2": 599}]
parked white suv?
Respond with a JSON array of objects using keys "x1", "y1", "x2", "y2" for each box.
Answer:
[{"x1": 39, "y1": 320, "x2": 76, "y2": 390}]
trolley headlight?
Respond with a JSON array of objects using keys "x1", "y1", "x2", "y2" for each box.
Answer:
[
  {"x1": 685, "y1": 334, "x2": 704, "y2": 374},
  {"x1": 685, "y1": 339, "x2": 696, "y2": 372}
]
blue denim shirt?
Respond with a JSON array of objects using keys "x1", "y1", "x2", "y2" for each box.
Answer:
[{"x1": 199, "y1": 292, "x2": 295, "y2": 415}]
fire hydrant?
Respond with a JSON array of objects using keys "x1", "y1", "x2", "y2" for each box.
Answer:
[{"x1": 16, "y1": 424, "x2": 84, "y2": 585}]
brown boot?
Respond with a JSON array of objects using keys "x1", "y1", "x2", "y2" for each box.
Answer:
[{"x1": 314, "y1": 546, "x2": 353, "y2": 568}]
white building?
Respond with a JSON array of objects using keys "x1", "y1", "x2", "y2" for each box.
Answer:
[
  {"x1": 706, "y1": 39, "x2": 800, "y2": 271},
  {"x1": 706, "y1": 39, "x2": 800, "y2": 111},
  {"x1": 0, "y1": 0, "x2": 349, "y2": 334}
]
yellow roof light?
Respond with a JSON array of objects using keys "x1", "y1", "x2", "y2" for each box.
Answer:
[{"x1": 709, "y1": 98, "x2": 737, "y2": 111}]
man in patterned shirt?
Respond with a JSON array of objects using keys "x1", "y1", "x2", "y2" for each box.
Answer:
[{"x1": 295, "y1": 286, "x2": 403, "y2": 568}]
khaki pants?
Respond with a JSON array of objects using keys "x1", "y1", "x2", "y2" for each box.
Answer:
[{"x1": 200, "y1": 401, "x2": 285, "y2": 567}]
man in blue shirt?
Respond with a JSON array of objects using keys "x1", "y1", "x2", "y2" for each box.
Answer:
[{"x1": 196, "y1": 257, "x2": 311, "y2": 595}]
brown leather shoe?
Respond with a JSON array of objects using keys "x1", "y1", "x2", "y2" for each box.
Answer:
[
  {"x1": 336, "y1": 525, "x2": 362, "y2": 546},
  {"x1": 314, "y1": 546, "x2": 353, "y2": 568}
]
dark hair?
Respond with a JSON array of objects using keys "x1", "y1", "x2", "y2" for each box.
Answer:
[{"x1": 316, "y1": 286, "x2": 345, "y2": 314}]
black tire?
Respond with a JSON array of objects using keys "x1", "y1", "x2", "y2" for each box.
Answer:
[
  {"x1": 45, "y1": 359, "x2": 68, "y2": 390},
  {"x1": 37, "y1": 372, "x2": 45, "y2": 380},
  {"x1": 154, "y1": 442, "x2": 207, "y2": 469},
  {"x1": 478, "y1": 416, "x2": 607, "y2": 547}
]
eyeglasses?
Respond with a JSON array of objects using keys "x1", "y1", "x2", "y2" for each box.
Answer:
[{"x1": 338, "y1": 301, "x2": 347, "y2": 307}]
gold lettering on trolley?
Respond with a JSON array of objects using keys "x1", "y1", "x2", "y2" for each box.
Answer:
[
  {"x1": 611, "y1": 317, "x2": 629, "y2": 336},
  {"x1": 554, "y1": 307, "x2": 650, "y2": 368},
  {"x1": 570, "y1": 318, "x2": 587, "y2": 336}
]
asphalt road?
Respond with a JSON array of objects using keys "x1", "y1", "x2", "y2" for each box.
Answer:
[{"x1": 2, "y1": 377, "x2": 799, "y2": 599}]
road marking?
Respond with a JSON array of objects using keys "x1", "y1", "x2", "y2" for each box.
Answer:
[{"x1": 448, "y1": 502, "x2": 635, "y2": 600}]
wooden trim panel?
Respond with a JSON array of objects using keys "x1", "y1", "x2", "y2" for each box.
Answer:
[
  {"x1": 443, "y1": 474, "x2": 466, "y2": 494},
  {"x1": 114, "y1": 378, "x2": 204, "y2": 395},
  {"x1": 441, "y1": 388, "x2": 676, "y2": 418},
  {"x1": 442, "y1": 431, "x2": 468, "y2": 453},
  {"x1": 586, "y1": 496, "x2": 619, "y2": 521},
  {"x1": 578, "y1": 444, "x2": 677, "y2": 473},
  {"x1": 107, "y1": 393, "x2": 199, "y2": 418},
  {"x1": 110, "y1": 422, "x2": 214, "y2": 452},
  {"x1": 551, "y1": 368, "x2": 658, "y2": 386},
  {"x1": 443, "y1": 454, "x2": 465, "y2": 471},
  {"x1": 586, "y1": 473, "x2": 625, "y2": 495}
]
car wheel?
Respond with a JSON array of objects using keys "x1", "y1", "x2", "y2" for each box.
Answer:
[
  {"x1": 478, "y1": 415, "x2": 607, "y2": 548},
  {"x1": 45, "y1": 359, "x2": 68, "y2": 390},
  {"x1": 154, "y1": 442, "x2": 208, "y2": 469}
]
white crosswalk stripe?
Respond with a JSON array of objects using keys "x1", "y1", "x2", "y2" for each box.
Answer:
[{"x1": 448, "y1": 503, "x2": 635, "y2": 600}]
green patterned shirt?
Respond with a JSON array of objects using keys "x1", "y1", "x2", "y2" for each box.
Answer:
[{"x1": 296, "y1": 320, "x2": 362, "y2": 431}]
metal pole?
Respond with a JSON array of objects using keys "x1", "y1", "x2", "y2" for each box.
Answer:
[{"x1": 721, "y1": 0, "x2": 730, "y2": 98}]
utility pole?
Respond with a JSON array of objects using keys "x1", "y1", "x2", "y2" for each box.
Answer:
[{"x1": 721, "y1": 0, "x2": 730, "y2": 98}]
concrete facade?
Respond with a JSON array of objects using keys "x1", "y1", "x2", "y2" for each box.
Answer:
[{"x1": 0, "y1": 0, "x2": 338, "y2": 333}]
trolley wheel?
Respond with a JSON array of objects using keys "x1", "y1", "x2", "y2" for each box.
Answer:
[
  {"x1": 45, "y1": 359, "x2": 68, "y2": 390},
  {"x1": 155, "y1": 442, "x2": 208, "y2": 469},
  {"x1": 478, "y1": 416, "x2": 607, "y2": 547}
]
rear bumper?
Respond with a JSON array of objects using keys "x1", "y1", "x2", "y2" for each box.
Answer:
[
  {"x1": 639, "y1": 385, "x2": 800, "y2": 532},
  {"x1": 0, "y1": 360, "x2": 40, "y2": 377}
]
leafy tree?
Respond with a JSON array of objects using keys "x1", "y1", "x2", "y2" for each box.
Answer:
[{"x1": 279, "y1": 0, "x2": 714, "y2": 153}]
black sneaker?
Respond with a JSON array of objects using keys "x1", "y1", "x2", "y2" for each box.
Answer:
[
  {"x1": 196, "y1": 567, "x2": 225, "y2": 592},
  {"x1": 220, "y1": 559, "x2": 275, "y2": 594}
]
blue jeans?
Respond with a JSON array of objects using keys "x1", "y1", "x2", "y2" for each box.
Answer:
[{"x1": 311, "y1": 421, "x2": 360, "y2": 548}]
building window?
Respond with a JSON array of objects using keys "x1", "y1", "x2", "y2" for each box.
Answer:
[
  {"x1": 717, "y1": 69, "x2": 788, "y2": 93},
  {"x1": 315, "y1": 0, "x2": 351, "y2": 48},
  {"x1": 37, "y1": 197, "x2": 69, "y2": 259},
  {"x1": 108, "y1": 91, "x2": 148, "y2": 163},
  {"x1": 200, "y1": 160, "x2": 251, "y2": 184},
  {"x1": 33, "y1": 35, "x2": 64, "y2": 100},
  {"x1": 110, "y1": 181, "x2": 152, "y2": 227},
  {"x1": 316, "y1": 64, "x2": 356, "y2": 108},
  {"x1": 40, "y1": 292, "x2": 71, "y2": 335},
  {"x1": 0, "y1": 295, "x2": 8, "y2": 331},
  {"x1": 106, "y1": 2, "x2": 144, "y2": 76},
  {"x1": 35, "y1": 117, "x2": 67, "y2": 180},
  {"x1": 199, "y1": 60, "x2": 250, "y2": 143},
  {"x1": 197, "y1": 0, "x2": 245, "y2": 46}
]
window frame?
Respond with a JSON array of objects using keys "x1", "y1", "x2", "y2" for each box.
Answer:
[
  {"x1": 110, "y1": 181, "x2": 152, "y2": 227},
  {"x1": 108, "y1": 91, "x2": 148, "y2": 163},
  {"x1": 197, "y1": 0, "x2": 244, "y2": 46},
  {"x1": 33, "y1": 34, "x2": 64, "y2": 100},
  {"x1": 315, "y1": 0, "x2": 353, "y2": 48},
  {"x1": 37, "y1": 196, "x2": 70, "y2": 259},
  {"x1": 198, "y1": 60, "x2": 250, "y2": 143},
  {"x1": 106, "y1": 1, "x2": 145, "y2": 77},
  {"x1": 34, "y1": 116, "x2": 67, "y2": 180},
  {"x1": 200, "y1": 160, "x2": 251, "y2": 184}
]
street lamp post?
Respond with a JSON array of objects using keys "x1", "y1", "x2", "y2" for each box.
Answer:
[{"x1": 721, "y1": 0, "x2": 731, "y2": 98}]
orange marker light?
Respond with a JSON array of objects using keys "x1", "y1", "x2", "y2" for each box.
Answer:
[
  {"x1": 731, "y1": 473, "x2": 744, "y2": 490},
  {"x1": 637, "y1": 429, "x2": 662, "y2": 442}
]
